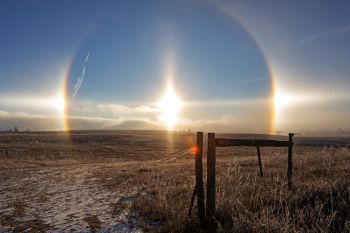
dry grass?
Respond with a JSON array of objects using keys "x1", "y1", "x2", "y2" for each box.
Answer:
[
  {"x1": 1, "y1": 200, "x2": 50, "y2": 233},
  {"x1": 0, "y1": 131, "x2": 349, "y2": 232},
  {"x1": 96, "y1": 146, "x2": 350, "y2": 233},
  {"x1": 83, "y1": 215, "x2": 102, "y2": 233}
]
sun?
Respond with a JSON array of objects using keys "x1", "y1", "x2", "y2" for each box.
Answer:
[{"x1": 158, "y1": 82, "x2": 182, "y2": 130}]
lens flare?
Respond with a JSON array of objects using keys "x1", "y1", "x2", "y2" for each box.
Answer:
[{"x1": 190, "y1": 146, "x2": 198, "y2": 155}]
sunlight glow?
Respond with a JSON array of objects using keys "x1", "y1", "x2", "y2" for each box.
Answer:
[
  {"x1": 158, "y1": 82, "x2": 182, "y2": 130},
  {"x1": 274, "y1": 92, "x2": 295, "y2": 115},
  {"x1": 273, "y1": 90, "x2": 299, "y2": 126},
  {"x1": 51, "y1": 95, "x2": 66, "y2": 116}
]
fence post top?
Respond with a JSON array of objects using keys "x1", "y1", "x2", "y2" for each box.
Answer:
[{"x1": 289, "y1": 133, "x2": 295, "y2": 140}]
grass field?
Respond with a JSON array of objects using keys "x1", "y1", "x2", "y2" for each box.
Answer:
[{"x1": 0, "y1": 130, "x2": 349, "y2": 232}]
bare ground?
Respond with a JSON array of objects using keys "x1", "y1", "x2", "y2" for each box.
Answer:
[{"x1": 0, "y1": 161, "x2": 143, "y2": 232}]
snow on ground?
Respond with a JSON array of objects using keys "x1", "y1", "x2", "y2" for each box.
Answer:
[{"x1": 0, "y1": 164, "x2": 142, "y2": 232}]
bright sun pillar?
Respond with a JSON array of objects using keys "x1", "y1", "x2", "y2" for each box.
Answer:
[{"x1": 158, "y1": 82, "x2": 182, "y2": 130}]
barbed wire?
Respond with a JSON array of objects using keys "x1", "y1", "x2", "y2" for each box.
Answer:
[{"x1": 0, "y1": 147, "x2": 194, "y2": 171}]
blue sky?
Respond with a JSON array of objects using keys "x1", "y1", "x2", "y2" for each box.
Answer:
[{"x1": 0, "y1": 0, "x2": 350, "y2": 134}]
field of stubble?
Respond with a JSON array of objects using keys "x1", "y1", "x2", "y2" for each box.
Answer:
[{"x1": 0, "y1": 130, "x2": 349, "y2": 233}]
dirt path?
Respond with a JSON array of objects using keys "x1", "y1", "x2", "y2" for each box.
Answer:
[{"x1": 0, "y1": 164, "x2": 142, "y2": 232}]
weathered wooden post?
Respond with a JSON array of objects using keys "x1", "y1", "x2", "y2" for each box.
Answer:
[
  {"x1": 207, "y1": 133, "x2": 217, "y2": 232},
  {"x1": 287, "y1": 133, "x2": 294, "y2": 190},
  {"x1": 195, "y1": 132, "x2": 205, "y2": 225},
  {"x1": 256, "y1": 142, "x2": 264, "y2": 177}
]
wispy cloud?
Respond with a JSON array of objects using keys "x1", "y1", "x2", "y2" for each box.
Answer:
[
  {"x1": 84, "y1": 52, "x2": 90, "y2": 63},
  {"x1": 184, "y1": 98, "x2": 267, "y2": 107},
  {"x1": 235, "y1": 77, "x2": 268, "y2": 84},
  {"x1": 72, "y1": 52, "x2": 90, "y2": 98},
  {"x1": 70, "y1": 102, "x2": 158, "y2": 117},
  {"x1": 0, "y1": 110, "x2": 161, "y2": 131},
  {"x1": 286, "y1": 24, "x2": 350, "y2": 51}
]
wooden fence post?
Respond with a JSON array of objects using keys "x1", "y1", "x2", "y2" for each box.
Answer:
[
  {"x1": 287, "y1": 133, "x2": 294, "y2": 190},
  {"x1": 207, "y1": 133, "x2": 217, "y2": 232},
  {"x1": 195, "y1": 132, "x2": 205, "y2": 225},
  {"x1": 256, "y1": 143, "x2": 264, "y2": 177}
]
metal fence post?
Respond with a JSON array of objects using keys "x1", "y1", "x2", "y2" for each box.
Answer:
[
  {"x1": 287, "y1": 133, "x2": 294, "y2": 190},
  {"x1": 256, "y1": 143, "x2": 264, "y2": 177}
]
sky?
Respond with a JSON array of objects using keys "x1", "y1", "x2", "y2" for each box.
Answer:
[{"x1": 0, "y1": 0, "x2": 350, "y2": 135}]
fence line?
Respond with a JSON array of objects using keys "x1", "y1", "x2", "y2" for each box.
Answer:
[
  {"x1": 0, "y1": 148, "x2": 193, "y2": 171},
  {"x1": 189, "y1": 131, "x2": 295, "y2": 233}
]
